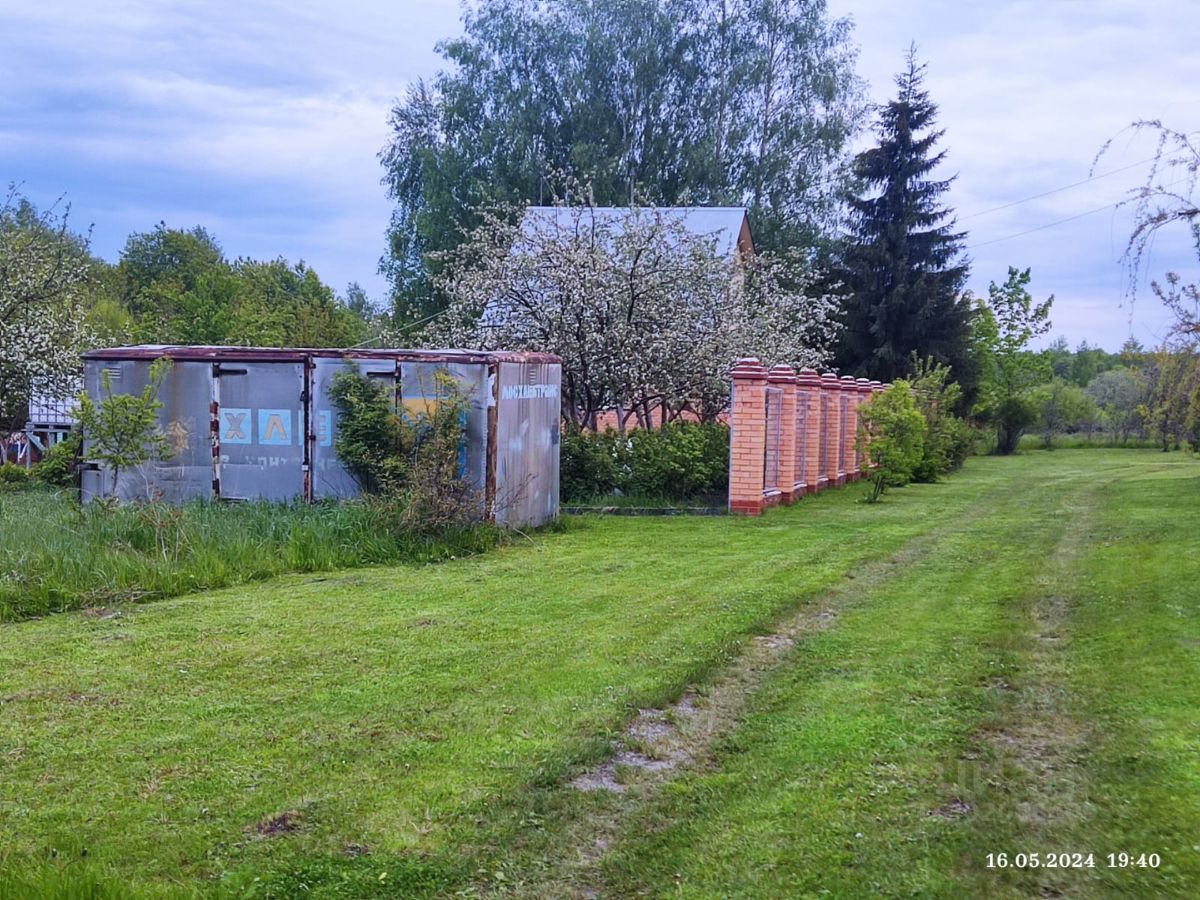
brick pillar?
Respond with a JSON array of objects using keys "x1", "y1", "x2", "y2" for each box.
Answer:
[
  {"x1": 796, "y1": 367, "x2": 823, "y2": 495},
  {"x1": 839, "y1": 375, "x2": 859, "y2": 482},
  {"x1": 728, "y1": 358, "x2": 768, "y2": 516},
  {"x1": 821, "y1": 372, "x2": 841, "y2": 487},
  {"x1": 768, "y1": 365, "x2": 798, "y2": 503}
]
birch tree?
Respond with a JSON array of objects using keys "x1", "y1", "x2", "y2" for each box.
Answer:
[{"x1": 1099, "y1": 121, "x2": 1200, "y2": 338}]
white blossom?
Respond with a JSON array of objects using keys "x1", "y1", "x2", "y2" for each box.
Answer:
[
  {"x1": 420, "y1": 196, "x2": 839, "y2": 428},
  {"x1": 1, "y1": 186, "x2": 94, "y2": 430}
]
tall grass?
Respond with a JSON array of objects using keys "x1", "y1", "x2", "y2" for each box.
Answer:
[
  {"x1": 1016, "y1": 432, "x2": 1166, "y2": 451},
  {"x1": 0, "y1": 487, "x2": 504, "y2": 622}
]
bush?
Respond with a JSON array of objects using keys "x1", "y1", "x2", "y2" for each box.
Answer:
[
  {"x1": 75, "y1": 357, "x2": 173, "y2": 497},
  {"x1": 1028, "y1": 378, "x2": 1100, "y2": 449},
  {"x1": 32, "y1": 430, "x2": 81, "y2": 488},
  {"x1": 329, "y1": 367, "x2": 478, "y2": 532},
  {"x1": 561, "y1": 421, "x2": 729, "y2": 503},
  {"x1": 625, "y1": 422, "x2": 730, "y2": 498},
  {"x1": 908, "y1": 356, "x2": 975, "y2": 482},
  {"x1": 560, "y1": 428, "x2": 624, "y2": 500},
  {"x1": 857, "y1": 380, "x2": 926, "y2": 503},
  {"x1": 993, "y1": 394, "x2": 1038, "y2": 455},
  {"x1": 0, "y1": 463, "x2": 31, "y2": 489}
]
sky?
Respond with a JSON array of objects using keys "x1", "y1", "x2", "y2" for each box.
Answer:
[{"x1": 3, "y1": 0, "x2": 1197, "y2": 351}]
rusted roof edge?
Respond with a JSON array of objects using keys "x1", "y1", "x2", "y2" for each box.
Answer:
[{"x1": 82, "y1": 345, "x2": 561, "y2": 365}]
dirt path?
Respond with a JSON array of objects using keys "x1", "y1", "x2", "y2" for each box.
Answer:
[
  {"x1": 506, "y1": 502, "x2": 996, "y2": 899},
  {"x1": 958, "y1": 475, "x2": 1108, "y2": 897}
]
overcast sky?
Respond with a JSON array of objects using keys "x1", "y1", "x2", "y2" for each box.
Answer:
[{"x1": 4, "y1": 0, "x2": 1197, "y2": 351}]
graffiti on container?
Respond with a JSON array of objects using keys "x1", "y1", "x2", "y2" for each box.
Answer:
[
  {"x1": 218, "y1": 408, "x2": 334, "y2": 447},
  {"x1": 218, "y1": 455, "x2": 297, "y2": 467},
  {"x1": 500, "y1": 383, "x2": 559, "y2": 401},
  {"x1": 165, "y1": 419, "x2": 192, "y2": 454}
]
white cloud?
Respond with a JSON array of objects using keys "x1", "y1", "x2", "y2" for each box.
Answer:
[
  {"x1": 2, "y1": 0, "x2": 1196, "y2": 340},
  {"x1": 1, "y1": 0, "x2": 463, "y2": 301},
  {"x1": 829, "y1": 0, "x2": 1200, "y2": 348}
]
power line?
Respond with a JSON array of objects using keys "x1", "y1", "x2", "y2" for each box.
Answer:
[
  {"x1": 958, "y1": 156, "x2": 1156, "y2": 222},
  {"x1": 967, "y1": 172, "x2": 1196, "y2": 250},
  {"x1": 966, "y1": 200, "x2": 1119, "y2": 249}
]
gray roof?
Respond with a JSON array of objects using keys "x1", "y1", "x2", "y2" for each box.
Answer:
[{"x1": 521, "y1": 206, "x2": 753, "y2": 258}]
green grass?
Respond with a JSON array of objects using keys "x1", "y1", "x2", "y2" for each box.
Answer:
[
  {"x1": 0, "y1": 489, "x2": 503, "y2": 621},
  {"x1": 562, "y1": 491, "x2": 726, "y2": 510},
  {"x1": 1, "y1": 451, "x2": 1197, "y2": 898},
  {"x1": 589, "y1": 451, "x2": 1200, "y2": 898}
]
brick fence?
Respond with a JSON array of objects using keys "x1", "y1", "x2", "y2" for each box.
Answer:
[{"x1": 728, "y1": 358, "x2": 886, "y2": 515}]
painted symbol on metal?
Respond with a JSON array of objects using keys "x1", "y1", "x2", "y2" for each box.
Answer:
[
  {"x1": 258, "y1": 409, "x2": 293, "y2": 446},
  {"x1": 222, "y1": 408, "x2": 252, "y2": 444},
  {"x1": 165, "y1": 419, "x2": 191, "y2": 454}
]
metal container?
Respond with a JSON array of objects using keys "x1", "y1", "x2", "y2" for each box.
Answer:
[{"x1": 80, "y1": 346, "x2": 562, "y2": 527}]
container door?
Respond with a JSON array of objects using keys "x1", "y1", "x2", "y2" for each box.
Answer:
[
  {"x1": 311, "y1": 357, "x2": 398, "y2": 499},
  {"x1": 214, "y1": 362, "x2": 306, "y2": 501},
  {"x1": 81, "y1": 359, "x2": 212, "y2": 503}
]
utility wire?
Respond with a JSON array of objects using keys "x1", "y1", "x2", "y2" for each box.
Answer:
[
  {"x1": 967, "y1": 174, "x2": 1193, "y2": 250},
  {"x1": 958, "y1": 156, "x2": 1156, "y2": 221},
  {"x1": 966, "y1": 201, "x2": 1118, "y2": 249}
]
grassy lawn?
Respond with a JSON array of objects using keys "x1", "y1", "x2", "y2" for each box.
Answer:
[
  {"x1": 592, "y1": 451, "x2": 1200, "y2": 898},
  {"x1": 0, "y1": 451, "x2": 1196, "y2": 897}
]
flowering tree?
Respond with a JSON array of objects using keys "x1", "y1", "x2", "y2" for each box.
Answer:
[
  {"x1": 422, "y1": 201, "x2": 839, "y2": 429},
  {"x1": 0, "y1": 187, "x2": 93, "y2": 432}
]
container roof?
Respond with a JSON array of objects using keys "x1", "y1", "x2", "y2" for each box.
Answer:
[{"x1": 82, "y1": 345, "x2": 561, "y2": 364}]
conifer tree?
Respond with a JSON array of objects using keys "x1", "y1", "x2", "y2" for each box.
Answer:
[{"x1": 836, "y1": 49, "x2": 975, "y2": 400}]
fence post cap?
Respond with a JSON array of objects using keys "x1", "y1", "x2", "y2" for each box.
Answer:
[
  {"x1": 767, "y1": 364, "x2": 797, "y2": 384},
  {"x1": 796, "y1": 367, "x2": 823, "y2": 386},
  {"x1": 820, "y1": 371, "x2": 839, "y2": 380},
  {"x1": 730, "y1": 357, "x2": 768, "y2": 380}
]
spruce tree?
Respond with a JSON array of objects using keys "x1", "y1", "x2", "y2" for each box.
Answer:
[{"x1": 836, "y1": 49, "x2": 976, "y2": 400}]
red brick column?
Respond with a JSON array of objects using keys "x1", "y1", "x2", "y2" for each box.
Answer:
[
  {"x1": 728, "y1": 358, "x2": 768, "y2": 516},
  {"x1": 821, "y1": 373, "x2": 842, "y2": 487},
  {"x1": 768, "y1": 365, "x2": 798, "y2": 503},
  {"x1": 796, "y1": 367, "x2": 823, "y2": 495}
]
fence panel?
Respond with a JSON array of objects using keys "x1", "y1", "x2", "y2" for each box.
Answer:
[{"x1": 764, "y1": 387, "x2": 783, "y2": 493}]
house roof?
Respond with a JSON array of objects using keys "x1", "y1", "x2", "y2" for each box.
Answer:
[{"x1": 521, "y1": 206, "x2": 754, "y2": 258}]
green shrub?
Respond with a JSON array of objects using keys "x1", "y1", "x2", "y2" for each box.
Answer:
[
  {"x1": 75, "y1": 357, "x2": 173, "y2": 497},
  {"x1": 32, "y1": 430, "x2": 81, "y2": 488},
  {"x1": 626, "y1": 422, "x2": 729, "y2": 498},
  {"x1": 857, "y1": 380, "x2": 926, "y2": 503},
  {"x1": 0, "y1": 463, "x2": 31, "y2": 489},
  {"x1": 560, "y1": 427, "x2": 624, "y2": 500},
  {"x1": 561, "y1": 421, "x2": 729, "y2": 503},
  {"x1": 329, "y1": 367, "x2": 476, "y2": 532},
  {"x1": 908, "y1": 355, "x2": 975, "y2": 482}
]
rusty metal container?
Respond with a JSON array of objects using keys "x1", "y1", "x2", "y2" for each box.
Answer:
[{"x1": 80, "y1": 346, "x2": 561, "y2": 527}]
